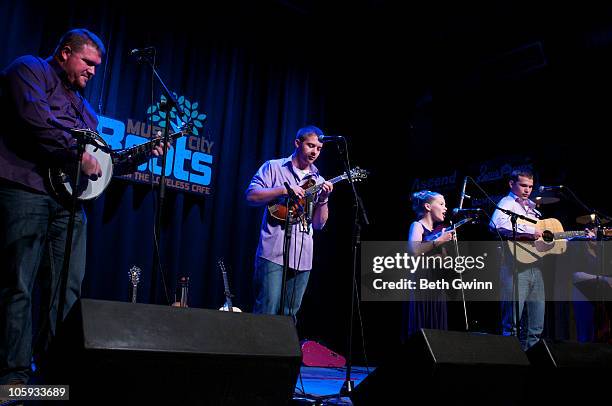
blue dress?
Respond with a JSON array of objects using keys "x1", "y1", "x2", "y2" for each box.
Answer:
[{"x1": 402, "y1": 222, "x2": 448, "y2": 340}]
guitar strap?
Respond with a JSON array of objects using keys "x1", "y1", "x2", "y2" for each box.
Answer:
[{"x1": 287, "y1": 164, "x2": 303, "y2": 184}]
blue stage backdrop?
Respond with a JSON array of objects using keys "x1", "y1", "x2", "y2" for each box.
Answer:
[{"x1": 0, "y1": 0, "x2": 328, "y2": 312}]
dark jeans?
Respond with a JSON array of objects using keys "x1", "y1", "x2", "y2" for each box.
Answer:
[
  {"x1": 252, "y1": 257, "x2": 310, "y2": 318},
  {"x1": 0, "y1": 184, "x2": 86, "y2": 384},
  {"x1": 500, "y1": 265, "x2": 545, "y2": 350}
]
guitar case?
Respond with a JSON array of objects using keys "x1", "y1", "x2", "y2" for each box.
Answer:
[{"x1": 300, "y1": 340, "x2": 346, "y2": 367}]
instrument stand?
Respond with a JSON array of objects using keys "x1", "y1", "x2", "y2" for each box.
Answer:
[{"x1": 137, "y1": 53, "x2": 189, "y2": 304}]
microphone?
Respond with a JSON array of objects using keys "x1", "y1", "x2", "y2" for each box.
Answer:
[
  {"x1": 307, "y1": 199, "x2": 314, "y2": 221},
  {"x1": 458, "y1": 176, "x2": 468, "y2": 209},
  {"x1": 318, "y1": 135, "x2": 344, "y2": 143},
  {"x1": 452, "y1": 208, "x2": 482, "y2": 215},
  {"x1": 129, "y1": 47, "x2": 155, "y2": 57},
  {"x1": 539, "y1": 185, "x2": 563, "y2": 192}
]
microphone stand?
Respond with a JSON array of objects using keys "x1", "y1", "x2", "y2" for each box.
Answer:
[
  {"x1": 136, "y1": 53, "x2": 188, "y2": 304},
  {"x1": 454, "y1": 176, "x2": 470, "y2": 331},
  {"x1": 591, "y1": 212, "x2": 609, "y2": 343},
  {"x1": 337, "y1": 139, "x2": 369, "y2": 397},
  {"x1": 280, "y1": 182, "x2": 299, "y2": 316},
  {"x1": 450, "y1": 221, "x2": 470, "y2": 331},
  {"x1": 56, "y1": 130, "x2": 101, "y2": 328},
  {"x1": 496, "y1": 206, "x2": 537, "y2": 343},
  {"x1": 295, "y1": 144, "x2": 369, "y2": 402}
]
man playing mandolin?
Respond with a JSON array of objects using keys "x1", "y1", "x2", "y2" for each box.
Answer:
[{"x1": 246, "y1": 125, "x2": 333, "y2": 317}]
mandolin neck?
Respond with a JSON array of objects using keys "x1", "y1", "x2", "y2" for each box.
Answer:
[
  {"x1": 222, "y1": 270, "x2": 233, "y2": 309},
  {"x1": 304, "y1": 174, "x2": 347, "y2": 197},
  {"x1": 131, "y1": 284, "x2": 138, "y2": 304}
]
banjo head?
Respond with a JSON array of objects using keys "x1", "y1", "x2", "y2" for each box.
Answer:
[{"x1": 62, "y1": 133, "x2": 113, "y2": 200}]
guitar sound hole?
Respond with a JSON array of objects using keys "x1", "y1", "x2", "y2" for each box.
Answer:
[{"x1": 542, "y1": 230, "x2": 554, "y2": 242}]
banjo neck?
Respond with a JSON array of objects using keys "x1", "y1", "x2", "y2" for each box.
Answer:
[{"x1": 112, "y1": 128, "x2": 188, "y2": 166}]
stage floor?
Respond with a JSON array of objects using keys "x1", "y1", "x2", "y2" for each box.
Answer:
[{"x1": 292, "y1": 366, "x2": 371, "y2": 405}]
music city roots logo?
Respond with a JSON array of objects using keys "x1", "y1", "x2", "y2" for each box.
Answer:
[
  {"x1": 147, "y1": 93, "x2": 207, "y2": 134},
  {"x1": 98, "y1": 91, "x2": 214, "y2": 195}
]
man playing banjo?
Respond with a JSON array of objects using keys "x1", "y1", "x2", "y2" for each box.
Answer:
[{"x1": 0, "y1": 28, "x2": 166, "y2": 385}]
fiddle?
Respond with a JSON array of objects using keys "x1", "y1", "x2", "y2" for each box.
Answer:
[{"x1": 423, "y1": 217, "x2": 474, "y2": 242}]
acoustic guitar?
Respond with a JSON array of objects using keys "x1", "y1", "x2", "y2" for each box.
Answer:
[{"x1": 509, "y1": 218, "x2": 611, "y2": 264}]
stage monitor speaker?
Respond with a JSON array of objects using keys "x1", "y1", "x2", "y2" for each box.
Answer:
[
  {"x1": 526, "y1": 339, "x2": 612, "y2": 402},
  {"x1": 46, "y1": 299, "x2": 301, "y2": 405},
  {"x1": 527, "y1": 339, "x2": 612, "y2": 369},
  {"x1": 351, "y1": 329, "x2": 529, "y2": 406}
]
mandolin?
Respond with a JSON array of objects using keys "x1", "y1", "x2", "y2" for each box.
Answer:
[
  {"x1": 128, "y1": 266, "x2": 141, "y2": 304},
  {"x1": 267, "y1": 167, "x2": 368, "y2": 224}
]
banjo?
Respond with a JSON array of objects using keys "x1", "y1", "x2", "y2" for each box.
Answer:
[{"x1": 47, "y1": 124, "x2": 191, "y2": 203}]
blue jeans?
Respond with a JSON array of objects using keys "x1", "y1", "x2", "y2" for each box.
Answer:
[
  {"x1": 253, "y1": 257, "x2": 310, "y2": 318},
  {"x1": 0, "y1": 184, "x2": 86, "y2": 384},
  {"x1": 501, "y1": 266, "x2": 545, "y2": 350}
]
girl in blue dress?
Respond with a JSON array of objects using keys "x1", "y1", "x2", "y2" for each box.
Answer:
[{"x1": 404, "y1": 190, "x2": 455, "y2": 338}]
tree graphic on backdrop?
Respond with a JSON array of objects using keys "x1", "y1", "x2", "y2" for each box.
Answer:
[{"x1": 146, "y1": 93, "x2": 207, "y2": 135}]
